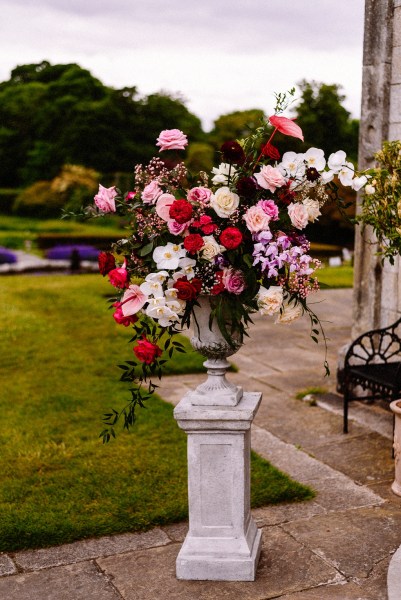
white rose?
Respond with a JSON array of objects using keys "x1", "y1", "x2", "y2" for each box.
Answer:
[
  {"x1": 303, "y1": 198, "x2": 321, "y2": 223},
  {"x1": 276, "y1": 300, "x2": 303, "y2": 324},
  {"x1": 201, "y1": 235, "x2": 223, "y2": 261},
  {"x1": 257, "y1": 285, "x2": 283, "y2": 316},
  {"x1": 210, "y1": 186, "x2": 240, "y2": 218},
  {"x1": 288, "y1": 202, "x2": 309, "y2": 229}
]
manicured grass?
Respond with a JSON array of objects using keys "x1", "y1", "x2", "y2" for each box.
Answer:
[
  {"x1": 0, "y1": 274, "x2": 314, "y2": 552},
  {"x1": 318, "y1": 264, "x2": 354, "y2": 288}
]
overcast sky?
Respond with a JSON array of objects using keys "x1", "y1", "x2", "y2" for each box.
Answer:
[{"x1": 0, "y1": 0, "x2": 365, "y2": 130}]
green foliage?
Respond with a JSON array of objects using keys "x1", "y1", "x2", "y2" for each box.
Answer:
[
  {"x1": 209, "y1": 109, "x2": 266, "y2": 148},
  {"x1": 356, "y1": 140, "x2": 401, "y2": 263},
  {"x1": 0, "y1": 61, "x2": 204, "y2": 187},
  {"x1": 185, "y1": 142, "x2": 215, "y2": 173},
  {"x1": 290, "y1": 80, "x2": 359, "y2": 162},
  {"x1": 0, "y1": 274, "x2": 314, "y2": 551}
]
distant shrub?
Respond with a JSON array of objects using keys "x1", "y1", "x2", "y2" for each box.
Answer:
[
  {"x1": 13, "y1": 181, "x2": 62, "y2": 218},
  {"x1": 0, "y1": 247, "x2": 17, "y2": 264},
  {"x1": 13, "y1": 164, "x2": 100, "y2": 218}
]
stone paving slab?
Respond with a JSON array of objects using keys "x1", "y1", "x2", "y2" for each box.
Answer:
[
  {"x1": 14, "y1": 527, "x2": 170, "y2": 572},
  {"x1": 282, "y1": 505, "x2": 401, "y2": 579},
  {"x1": 97, "y1": 528, "x2": 341, "y2": 600},
  {"x1": 0, "y1": 561, "x2": 121, "y2": 600}
]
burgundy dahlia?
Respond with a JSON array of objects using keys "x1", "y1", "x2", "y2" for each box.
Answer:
[
  {"x1": 236, "y1": 176, "x2": 257, "y2": 198},
  {"x1": 221, "y1": 140, "x2": 245, "y2": 164}
]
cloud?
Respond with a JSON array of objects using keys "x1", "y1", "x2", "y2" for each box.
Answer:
[{"x1": 0, "y1": 0, "x2": 364, "y2": 128}]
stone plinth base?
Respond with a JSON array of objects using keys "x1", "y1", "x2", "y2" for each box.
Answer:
[{"x1": 174, "y1": 391, "x2": 263, "y2": 581}]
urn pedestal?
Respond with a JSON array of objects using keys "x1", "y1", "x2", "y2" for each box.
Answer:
[
  {"x1": 173, "y1": 296, "x2": 263, "y2": 581},
  {"x1": 174, "y1": 391, "x2": 262, "y2": 581},
  {"x1": 390, "y1": 400, "x2": 401, "y2": 497}
]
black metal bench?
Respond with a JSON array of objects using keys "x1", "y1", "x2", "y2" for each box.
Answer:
[{"x1": 337, "y1": 317, "x2": 401, "y2": 434}]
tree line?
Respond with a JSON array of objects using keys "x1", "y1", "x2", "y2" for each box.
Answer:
[{"x1": 0, "y1": 61, "x2": 359, "y2": 190}]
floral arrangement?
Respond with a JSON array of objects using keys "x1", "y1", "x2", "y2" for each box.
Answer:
[
  {"x1": 91, "y1": 91, "x2": 365, "y2": 442},
  {"x1": 356, "y1": 140, "x2": 401, "y2": 263}
]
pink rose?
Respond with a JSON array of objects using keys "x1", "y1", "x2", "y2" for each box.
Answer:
[
  {"x1": 187, "y1": 187, "x2": 212, "y2": 205},
  {"x1": 155, "y1": 193, "x2": 175, "y2": 221},
  {"x1": 222, "y1": 268, "x2": 246, "y2": 295},
  {"x1": 120, "y1": 285, "x2": 148, "y2": 316},
  {"x1": 141, "y1": 181, "x2": 162, "y2": 204},
  {"x1": 243, "y1": 205, "x2": 271, "y2": 233},
  {"x1": 257, "y1": 199, "x2": 279, "y2": 221},
  {"x1": 156, "y1": 129, "x2": 188, "y2": 152},
  {"x1": 168, "y1": 220, "x2": 189, "y2": 235},
  {"x1": 94, "y1": 184, "x2": 117, "y2": 213},
  {"x1": 288, "y1": 202, "x2": 309, "y2": 229},
  {"x1": 254, "y1": 165, "x2": 286, "y2": 192}
]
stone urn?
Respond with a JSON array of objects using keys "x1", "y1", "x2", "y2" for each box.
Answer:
[
  {"x1": 390, "y1": 400, "x2": 401, "y2": 497},
  {"x1": 173, "y1": 296, "x2": 263, "y2": 581}
]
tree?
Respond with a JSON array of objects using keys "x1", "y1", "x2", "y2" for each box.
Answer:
[
  {"x1": 291, "y1": 80, "x2": 359, "y2": 163},
  {"x1": 0, "y1": 62, "x2": 205, "y2": 188},
  {"x1": 209, "y1": 109, "x2": 265, "y2": 149}
]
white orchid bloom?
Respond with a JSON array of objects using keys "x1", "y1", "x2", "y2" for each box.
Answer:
[
  {"x1": 338, "y1": 161, "x2": 355, "y2": 187},
  {"x1": 304, "y1": 148, "x2": 326, "y2": 172},
  {"x1": 153, "y1": 242, "x2": 186, "y2": 270},
  {"x1": 328, "y1": 150, "x2": 347, "y2": 173}
]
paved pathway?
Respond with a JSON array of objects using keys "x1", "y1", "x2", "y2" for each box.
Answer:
[{"x1": 1, "y1": 288, "x2": 401, "y2": 599}]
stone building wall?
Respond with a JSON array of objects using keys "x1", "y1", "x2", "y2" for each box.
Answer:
[{"x1": 352, "y1": 0, "x2": 401, "y2": 337}]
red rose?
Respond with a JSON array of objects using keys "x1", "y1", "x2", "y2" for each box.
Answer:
[
  {"x1": 133, "y1": 337, "x2": 162, "y2": 364},
  {"x1": 220, "y1": 227, "x2": 243, "y2": 250},
  {"x1": 184, "y1": 233, "x2": 204, "y2": 254},
  {"x1": 98, "y1": 251, "x2": 116, "y2": 276},
  {"x1": 174, "y1": 276, "x2": 202, "y2": 301},
  {"x1": 169, "y1": 199, "x2": 193, "y2": 223},
  {"x1": 192, "y1": 214, "x2": 217, "y2": 234},
  {"x1": 108, "y1": 267, "x2": 129, "y2": 289}
]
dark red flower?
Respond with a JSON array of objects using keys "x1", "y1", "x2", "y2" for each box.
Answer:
[
  {"x1": 306, "y1": 167, "x2": 321, "y2": 182},
  {"x1": 133, "y1": 337, "x2": 162, "y2": 364},
  {"x1": 169, "y1": 199, "x2": 193, "y2": 223},
  {"x1": 221, "y1": 140, "x2": 245, "y2": 164},
  {"x1": 261, "y1": 141, "x2": 281, "y2": 160},
  {"x1": 220, "y1": 227, "x2": 243, "y2": 250},
  {"x1": 113, "y1": 302, "x2": 138, "y2": 327},
  {"x1": 184, "y1": 233, "x2": 205, "y2": 254},
  {"x1": 174, "y1": 276, "x2": 202, "y2": 301},
  {"x1": 236, "y1": 176, "x2": 257, "y2": 198},
  {"x1": 192, "y1": 214, "x2": 217, "y2": 234},
  {"x1": 277, "y1": 182, "x2": 296, "y2": 206},
  {"x1": 98, "y1": 251, "x2": 116, "y2": 276}
]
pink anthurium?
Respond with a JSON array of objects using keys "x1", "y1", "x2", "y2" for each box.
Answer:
[
  {"x1": 120, "y1": 284, "x2": 148, "y2": 316},
  {"x1": 269, "y1": 115, "x2": 304, "y2": 141}
]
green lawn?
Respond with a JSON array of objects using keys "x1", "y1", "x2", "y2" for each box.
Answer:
[
  {"x1": 0, "y1": 274, "x2": 314, "y2": 552},
  {"x1": 318, "y1": 264, "x2": 354, "y2": 288}
]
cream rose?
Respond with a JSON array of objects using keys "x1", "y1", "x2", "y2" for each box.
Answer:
[
  {"x1": 302, "y1": 198, "x2": 321, "y2": 223},
  {"x1": 276, "y1": 300, "x2": 303, "y2": 324},
  {"x1": 288, "y1": 202, "x2": 309, "y2": 229},
  {"x1": 257, "y1": 285, "x2": 283, "y2": 316},
  {"x1": 201, "y1": 235, "x2": 223, "y2": 261},
  {"x1": 210, "y1": 186, "x2": 240, "y2": 218}
]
